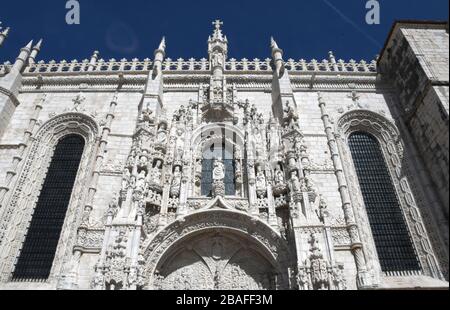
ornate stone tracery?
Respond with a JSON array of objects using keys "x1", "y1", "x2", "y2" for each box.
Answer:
[
  {"x1": 143, "y1": 209, "x2": 293, "y2": 290},
  {"x1": 336, "y1": 109, "x2": 444, "y2": 281},
  {"x1": 0, "y1": 20, "x2": 447, "y2": 291},
  {"x1": 0, "y1": 112, "x2": 99, "y2": 283}
]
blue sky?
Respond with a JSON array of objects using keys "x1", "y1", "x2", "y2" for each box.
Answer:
[{"x1": 0, "y1": 0, "x2": 448, "y2": 63}]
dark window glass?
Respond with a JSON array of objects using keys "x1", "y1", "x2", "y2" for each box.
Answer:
[
  {"x1": 201, "y1": 155, "x2": 213, "y2": 197},
  {"x1": 349, "y1": 132, "x2": 421, "y2": 273},
  {"x1": 201, "y1": 143, "x2": 235, "y2": 197},
  {"x1": 12, "y1": 135, "x2": 85, "y2": 281}
]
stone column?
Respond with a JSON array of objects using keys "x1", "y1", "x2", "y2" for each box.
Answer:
[
  {"x1": 318, "y1": 92, "x2": 371, "y2": 288},
  {"x1": 0, "y1": 94, "x2": 45, "y2": 206},
  {"x1": 84, "y1": 93, "x2": 118, "y2": 215}
]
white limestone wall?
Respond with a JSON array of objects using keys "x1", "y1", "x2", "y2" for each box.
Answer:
[
  {"x1": 402, "y1": 27, "x2": 449, "y2": 84},
  {"x1": 0, "y1": 81, "x2": 446, "y2": 289}
]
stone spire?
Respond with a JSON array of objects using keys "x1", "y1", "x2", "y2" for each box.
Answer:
[
  {"x1": 153, "y1": 37, "x2": 166, "y2": 74},
  {"x1": 28, "y1": 39, "x2": 43, "y2": 65},
  {"x1": 0, "y1": 40, "x2": 33, "y2": 139},
  {"x1": 271, "y1": 36, "x2": 284, "y2": 78},
  {"x1": 157, "y1": 37, "x2": 166, "y2": 54},
  {"x1": 12, "y1": 40, "x2": 33, "y2": 73},
  {"x1": 0, "y1": 23, "x2": 10, "y2": 47},
  {"x1": 270, "y1": 36, "x2": 295, "y2": 123},
  {"x1": 140, "y1": 36, "x2": 167, "y2": 119},
  {"x1": 270, "y1": 36, "x2": 279, "y2": 50}
]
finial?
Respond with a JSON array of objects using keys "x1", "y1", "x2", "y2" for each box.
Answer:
[
  {"x1": 271, "y1": 37, "x2": 279, "y2": 49},
  {"x1": 0, "y1": 24, "x2": 10, "y2": 47},
  {"x1": 1, "y1": 27, "x2": 10, "y2": 36},
  {"x1": 34, "y1": 39, "x2": 43, "y2": 50},
  {"x1": 28, "y1": 39, "x2": 44, "y2": 64},
  {"x1": 25, "y1": 40, "x2": 34, "y2": 50},
  {"x1": 158, "y1": 37, "x2": 166, "y2": 51},
  {"x1": 210, "y1": 20, "x2": 225, "y2": 42}
]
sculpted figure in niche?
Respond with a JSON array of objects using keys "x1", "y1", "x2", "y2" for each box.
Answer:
[
  {"x1": 288, "y1": 155, "x2": 297, "y2": 169},
  {"x1": 308, "y1": 233, "x2": 330, "y2": 290},
  {"x1": 274, "y1": 164, "x2": 285, "y2": 185},
  {"x1": 175, "y1": 129, "x2": 185, "y2": 161},
  {"x1": 139, "y1": 155, "x2": 148, "y2": 167},
  {"x1": 290, "y1": 171, "x2": 301, "y2": 193},
  {"x1": 130, "y1": 174, "x2": 137, "y2": 189},
  {"x1": 170, "y1": 166, "x2": 182, "y2": 198},
  {"x1": 255, "y1": 165, "x2": 267, "y2": 198},
  {"x1": 108, "y1": 194, "x2": 120, "y2": 218},
  {"x1": 317, "y1": 195, "x2": 329, "y2": 223},
  {"x1": 213, "y1": 158, "x2": 225, "y2": 181},
  {"x1": 235, "y1": 160, "x2": 243, "y2": 184},
  {"x1": 126, "y1": 152, "x2": 135, "y2": 167},
  {"x1": 122, "y1": 168, "x2": 131, "y2": 190},
  {"x1": 283, "y1": 101, "x2": 294, "y2": 119},
  {"x1": 157, "y1": 123, "x2": 168, "y2": 144},
  {"x1": 212, "y1": 158, "x2": 225, "y2": 197},
  {"x1": 211, "y1": 50, "x2": 224, "y2": 68},
  {"x1": 136, "y1": 170, "x2": 147, "y2": 192},
  {"x1": 141, "y1": 108, "x2": 153, "y2": 123},
  {"x1": 150, "y1": 160, "x2": 163, "y2": 184},
  {"x1": 305, "y1": 175, "x2": 317, "y2": 192}
]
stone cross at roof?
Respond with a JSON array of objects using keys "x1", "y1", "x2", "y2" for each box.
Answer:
[
  {"x1": 213, "y1": 20, "x2": 223, "y2": 30},
  {"x1": 210, "y1": 19, "x2": 227, "y2": 44}
]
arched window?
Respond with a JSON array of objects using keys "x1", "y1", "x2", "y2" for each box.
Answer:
[
  {"x1": 12, "y1": 134, "x2": 85, "y2": 281},
  {"x1": 201, "y1": 143, "x2": 236, "y2": 197},
  {"x1": 348, "y1": 132, "x2": 421, "y2": 274}
]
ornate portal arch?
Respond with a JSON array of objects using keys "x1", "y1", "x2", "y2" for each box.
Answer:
[
  {"x1": 143, "y1": 208, "x2": 293, "y2": 290},
  {"x1": 0, "y1": 112, "x2": 99, "y2": 283},
  {"x1": 335, "y1": 109, "x2": 443, "y2": 281}
]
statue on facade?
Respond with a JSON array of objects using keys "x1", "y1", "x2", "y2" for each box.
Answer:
[
  {"x1": 308, "y1": 233, "x2": 330, "y2": 290},
  {"x1": 297, "y1": 266, "x2": 312, "y2": 290},
  {"x1": 272, "y1": 164, "x2": 288, "y2": 196},
  {"x1": 212, "y1": 158, "x2": 225, "y2": 197},
  {"x1": 150, "y1": 160, "x2": 163, "y2": 185},
  {"x1": 317, "y1": 195, "x2": 329, "y2": 224},
  {"x1": 104, "y1": 229, "x2": 129, "y2": 290},
  {"x1": 283, "y1": 100, "x2": 298, "y2": 121},
  {"x1": 139, "y1": 154, "x2": 148, "y2": 167},
  {"x1": 122, "y1": 168, "x2": 132, "y2": 190},
  {"x1": 136, "y1": 170, "x2": 147, "y2": 192},
  {"x1": 255, "y1": 165, "x2": 267, "y2": 198},
  {"x1": 235, "y1": 160, "x2": 243, "y2": 185},
  {"x1": 274, "y1": 164, "x2": 285, "y2": 185},
  {"x1": 126, "y1": 152, "x2": 136, "y2": 167},
  {"x1": 211, "y1": 50, "x2": 225, "y2": 68},
  {"x1": 213, "y1": 158, "x2": 225, "y2": 181},
  {"x1": 175, "y1": 129, "x2": 185, "y2": 162},
  {"x1": 107, "y1": 194, "x2": 120, "y2": 219},
  {"x1": 332, "y1": 263, "x2": 347, "y2": 290},
  {"x1": 170, "y1": 166, "x2": 182, "y2": 198}
]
